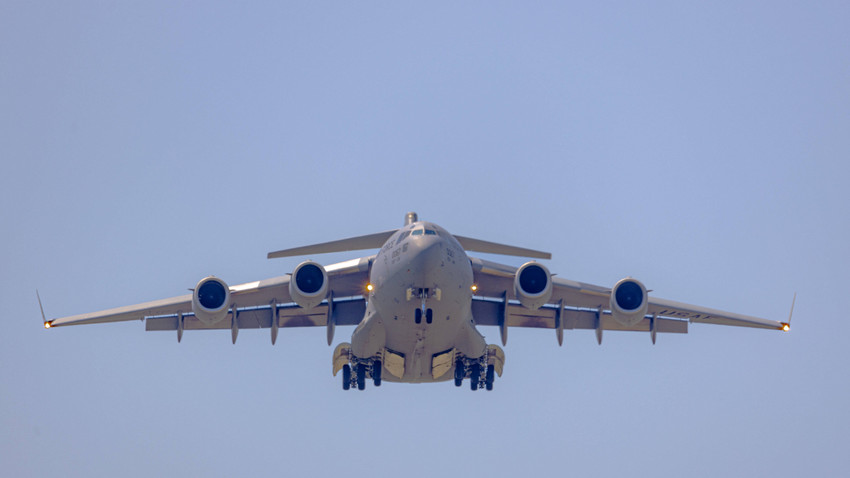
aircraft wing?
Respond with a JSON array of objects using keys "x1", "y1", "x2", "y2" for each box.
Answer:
[
  {"x1": 469, "y1": 256, "x2": 789, "y2": 344},
  {"x1": 44, "y1": 256, "x2": 374, "y2": 342}
]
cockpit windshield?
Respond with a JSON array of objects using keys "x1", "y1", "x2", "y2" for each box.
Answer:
[{"x1": 411, "y1": 228, "x2": 437, "y2": 236}]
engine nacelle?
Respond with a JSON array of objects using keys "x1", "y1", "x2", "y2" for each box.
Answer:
[
  {"x1": 610, "y1": 277, "x2": 649, "y2": 326},
  {"x1": 290, "y1": 261, "x2": 329, "y2": 309},
  {"x1": 192, "y1": 276, "x2": 231, "y2": 325},
  {"x1": 514, "y1": 261, "x2": 553, "y2": 310}
]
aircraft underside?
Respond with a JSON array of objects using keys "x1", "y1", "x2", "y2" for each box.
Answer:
[
  {"x1": 332, "y1": 339, "x2": 505, "y2": 391},
  {"x1": 333, "y1": 289, "x2": 505, "y2": 390}
]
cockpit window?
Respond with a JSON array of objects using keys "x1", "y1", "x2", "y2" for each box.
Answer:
[
  {"x1": 395, "y1": 230, "x2": 411, "y2": 245},
  {"x1": 412, "y1": 229, "x2": 423, "y2": 236},
  {"x1": 425, "y1": 229, "x2": 437, "y2": 235}
]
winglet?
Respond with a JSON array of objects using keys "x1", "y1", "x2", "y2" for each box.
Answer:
[
  {"x1": 37, "y1": 290, "x2": 52, "y2": 329},
  {"x1": 780, "y1": 293, "x2": 796, "y2": 332}
]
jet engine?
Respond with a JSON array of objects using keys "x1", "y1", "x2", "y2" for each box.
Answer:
[
  {"x1": 610, "y1": 277, "x2": 649, "y2": 326},
  {"x1": 290, "y1": 261, "x2": 329, "y2": 309},
  {"x1": 192, "y1": 276, "x2": 231, "y2": 325},
  {"x1": 514, "y1": 261, "x2": 553, "y2": 310}
]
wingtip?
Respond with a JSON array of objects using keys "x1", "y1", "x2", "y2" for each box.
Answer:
[
  {"x1": 782, "y1": 292, "x2": 797, "y2": 332},
  {"x1": 36, "y1": 290, "x2": 52, "y2": 329}
]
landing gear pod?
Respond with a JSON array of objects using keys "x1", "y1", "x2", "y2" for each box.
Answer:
[
  {"x1": 289, "y1": 261, "x2": 328, "y2": 309},
  {"x1": 192, "y1": 276, "x2": 231, "y2": 325},
  {"x1": 610, "y1": 277, "x2": 649, "y2": 326}
]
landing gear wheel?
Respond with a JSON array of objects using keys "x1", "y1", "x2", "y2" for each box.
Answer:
[
  {"x1": 342, "y1": 364, "x2": 351, "y2": 391},
  {"x1": 454, "y1": 359, "x2": 464, "y2": 387},
  {"x1": 356, "y1": 363, "x2": 366, "y2": 391},
  {"x1": 485, "y1": 364, "x2": 495, "y2": 391},
  {"x1": 470, "y1": 363, "x2": 481, "y2": 391},
  {"x1": 372, "y1": 360, "x2": 382, "y2": 387}
]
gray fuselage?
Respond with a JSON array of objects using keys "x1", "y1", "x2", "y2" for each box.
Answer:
[{"x1": 350, "y1": 221, "x2": 486, "y2": 383}]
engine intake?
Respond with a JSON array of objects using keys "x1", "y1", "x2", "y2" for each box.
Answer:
[
  {"x1": 192, "y1": 276, "x2": 231, "y2": 325},
  {"x1": 514, "y1": 261, "x2": 552, "y2": 310},
  {"x1": 610, "y1": 278, "x2": 649, "y2": 326},
  {"x1": 290, "y1": 261, "x2": 329, "y2": 309}
]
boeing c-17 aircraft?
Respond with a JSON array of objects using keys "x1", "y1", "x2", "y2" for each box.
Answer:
[{"x1": 41, "y1": 212, "x2": 791, "y2": 391}]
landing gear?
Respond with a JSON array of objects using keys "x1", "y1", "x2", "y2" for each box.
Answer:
[
  {"x1": 454, "y1": 359, "x2": 464, "y2": 387},
  {"x1": 342, "y1": 364, "x2": 351, "y2": 390},
  {"x1": 454, "y1": 345, "x2": 504, "y2": 391},
  {"x1": 335, "y1": 347, "x2": 382, "y2": 391},
  {"x1": 469, "y1": 362, "x2": 481, "y2": 391},
  {"x1": 356, "y1": 363, "x2": 366, "y2": 390},
  {"x1": 485, "y1": 364, "x2": 495, "y2": 391},
  {"x1": 372, "y1": 360, "x2": 382, "y2": 387}
]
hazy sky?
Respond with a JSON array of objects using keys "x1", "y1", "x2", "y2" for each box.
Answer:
[{"x1": 2, "y1": 2, "x2": 848, "y2": 477}]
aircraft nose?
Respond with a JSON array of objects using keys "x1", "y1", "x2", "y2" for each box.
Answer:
[
  {"x1": 421, "y1": 234, "x2": 442, "y2": 253},
  {"x1": 410, "y1": 235, "x2": 443, "y2": 269}
]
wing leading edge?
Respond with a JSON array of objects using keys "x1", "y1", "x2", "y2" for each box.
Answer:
[
  {"x1": 470, "y1": 256, "x2": 789, "y2": 344},
  {"x1": 44, "y1": 256, "x2": 374, "y2": 337}
]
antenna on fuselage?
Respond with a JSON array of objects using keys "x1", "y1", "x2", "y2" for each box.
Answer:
[{"x1": 405, "y1": 212, "x2": 418, "y2": 226}]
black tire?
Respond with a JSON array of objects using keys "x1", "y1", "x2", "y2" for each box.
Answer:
[
  {"x1": 485, "y1": 364, "x2": 495, "y2": 391},
  {"x1": 373, "y1": 360, "x2": 382, "y2": 387},
  {"x1": 470, "y1": 363, "x2": 480, "y2": 391},
  {"x1": 454, "y1": 360, "x2": 464, "y2": 387},
  {"x1": 342, "y1": 364, "x2": 351, "y2": 391},
  {"x1": 356, "y1": 363, "x2": 366, "y2": 391}
]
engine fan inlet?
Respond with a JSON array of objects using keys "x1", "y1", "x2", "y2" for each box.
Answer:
[{"x1": 198, "y1": 280, "x2": 227, "y2": 309}]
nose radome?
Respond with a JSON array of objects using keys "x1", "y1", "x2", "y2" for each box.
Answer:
[
  {"x1": 421, "y1": 238, "x2": 441, "y2": 258},
  {"x1": 408, "y1": 235, "x2": 443, "y2": 270}
]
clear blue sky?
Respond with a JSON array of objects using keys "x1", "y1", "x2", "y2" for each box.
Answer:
[{"x1": 2, "y1": 2, "x2": 848, "y2": 477}]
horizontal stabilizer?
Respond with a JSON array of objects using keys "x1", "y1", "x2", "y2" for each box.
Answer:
[
  {"x1": 268, "y1": 230, "x2": 397, "y2": 259},
  {"x1": 453, "y1": 235, "x2": 551, "y2": 259}
]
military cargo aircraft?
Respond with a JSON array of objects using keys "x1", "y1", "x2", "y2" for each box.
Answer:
[{"x1": 41, "y1": 212, "x2": 791, "y2": 391}]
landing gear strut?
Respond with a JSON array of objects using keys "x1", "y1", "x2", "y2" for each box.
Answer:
[{"x1": 485, "y1": 364, "x2": 495, "y2": 391}]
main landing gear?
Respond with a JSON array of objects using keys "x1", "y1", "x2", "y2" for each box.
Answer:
[
  {"x1": 334, "y1": 343, "x2": 382, "y2": 391},
  {"x1": 454, "y1": 345, "x2": 503, "y2": 391},
  {"x1": 340, "y1": 359, "x2": 382, "y2": 391},
  {"x1": 455, "y1": 358, "x2": 495, "y2": 391}
]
